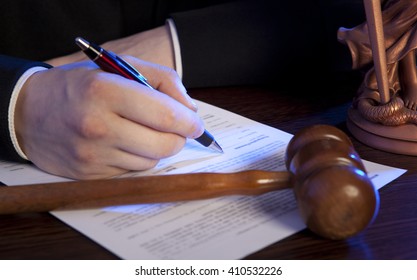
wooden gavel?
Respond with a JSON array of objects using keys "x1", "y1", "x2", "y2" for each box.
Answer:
[{"x1": 0, "y1": 124, "x2": 379, "y2": 240}]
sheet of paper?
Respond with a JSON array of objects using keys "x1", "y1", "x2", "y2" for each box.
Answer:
[{"x1": 0, "y1": 100, "x2": 406, "y2": 259}]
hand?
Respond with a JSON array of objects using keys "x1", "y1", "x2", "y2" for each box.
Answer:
[
  {"x1": 14, "y1": 57, "x2": 203, "y2": 179},
  {"x1": 46, "y1": 25, "x2": 175, "y2": 70}
]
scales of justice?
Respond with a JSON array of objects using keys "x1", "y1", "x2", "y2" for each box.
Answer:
[{"x1": 339, "y1": 0, "x2": 417, "y2": 155}]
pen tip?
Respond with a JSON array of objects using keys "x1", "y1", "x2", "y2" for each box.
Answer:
[
  {"x1": 75, "y1": 37, "x2": 90, "y2": 51},
  {"x1": 211, "y1": 141, "x2": 224, "y2": 153}
]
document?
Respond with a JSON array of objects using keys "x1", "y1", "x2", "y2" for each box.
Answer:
[{"x1": 0, "y1": 100, "x2": 406, "y2": 259}]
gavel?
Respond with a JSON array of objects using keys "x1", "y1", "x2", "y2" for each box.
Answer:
[{"x1": 0, "y1": 124, "x2": 379, "y2": 240}]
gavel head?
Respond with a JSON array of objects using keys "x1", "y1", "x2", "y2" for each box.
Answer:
[{"x1": 285, "y1": 125, "x2": 380, "y2": 240}]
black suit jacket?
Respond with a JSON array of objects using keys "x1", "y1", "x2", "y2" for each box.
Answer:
[{"x1": 0, "y1": 0, "x2": 365, "y2": 162}]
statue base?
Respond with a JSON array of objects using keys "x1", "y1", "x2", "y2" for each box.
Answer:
[{"x1": 347, "y1": 107, "x2": 417, "y2": 155}]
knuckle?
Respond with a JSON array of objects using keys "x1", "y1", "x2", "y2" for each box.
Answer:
[
  {"x1": 83, "y1": 74, "x2": 106, "y2": 96},
  {"x1": 77, "y1": 114, "x2": 109, "y2": 139},
  {"x1": 151, "y1": 136, "x2": 186, "y2": 159},
  {"x1": 159, "y1": 65, "x2": 179, "y2": 80},
  {"x1": 68, "y1": 147, "x2": 116, "y2": 180},
  {"x1": 72, "y1": 144, "x2": 98, "y2": 166},
  {"x1": 166, "y1": 67, "x2": 179, "y2": 79},
  {"x1": 163, "y1": 137, "x2": 186, "y2": 157},
  {"x1": 159, "y1": 109, "x2": 179, "y2": 129},
  {"x1": 81, "y1": 73, "x2": 114, "y2": 102}
]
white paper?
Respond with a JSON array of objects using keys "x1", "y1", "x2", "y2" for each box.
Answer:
[{"x1": 0, "y1": 100, "x2": 406, "y2": 259}]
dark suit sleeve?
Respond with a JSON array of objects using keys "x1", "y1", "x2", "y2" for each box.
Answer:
[
  {"x1": 0, "y1": 55, "x2": 51, "y2": 162},
  {"x1": 170, "y1": 0, "x2": 365, "y2": 89}
]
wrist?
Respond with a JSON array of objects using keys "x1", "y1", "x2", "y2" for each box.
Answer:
[{"x1": 10, "y1": 67, "x2": 48, "y2": 160}]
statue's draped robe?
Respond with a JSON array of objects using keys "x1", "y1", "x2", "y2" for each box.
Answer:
[{"x1": 338, "y1": 0, "x2": 417, "y2": 101}]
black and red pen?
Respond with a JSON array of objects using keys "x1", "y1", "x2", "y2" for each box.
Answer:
[{"x1": 75, "y1": 37, "x2": 223, "y2": 153}]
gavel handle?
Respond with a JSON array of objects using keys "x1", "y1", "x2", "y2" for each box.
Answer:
[{"x1": 0, "y1": 170, "x2": 291, "y2": 214}]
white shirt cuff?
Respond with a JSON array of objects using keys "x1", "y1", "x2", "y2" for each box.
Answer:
[
  {"x1": 166, "y1": 18, "x2": 183, "y2": 80},
  {"x1": 8, "y1": 66, "x2": 48, "y2": 160}
]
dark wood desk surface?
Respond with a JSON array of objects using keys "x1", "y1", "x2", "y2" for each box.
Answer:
[{"x1": 1, "y1": 86, "x2": 417, "y2": 260}]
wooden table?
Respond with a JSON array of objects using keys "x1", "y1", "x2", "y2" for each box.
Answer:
[{"x1": 1, "y1": 85, "x2": 417, "y2": 259}]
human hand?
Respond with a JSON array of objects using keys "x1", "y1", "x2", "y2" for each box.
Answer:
[
  {"x1": 14, "y1": 57, "x2": 203, "y2": 179},
  {"x1": 46, "y1": 25, "x2": 175, "y2": 70}
]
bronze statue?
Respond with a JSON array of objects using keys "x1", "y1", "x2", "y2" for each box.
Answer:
[
  {"x1": 339, "y1": 0, "x2": 417, "y2": 122},
  {"x1": 338, "y1": 0, "x2": 417, "y2": 154}
]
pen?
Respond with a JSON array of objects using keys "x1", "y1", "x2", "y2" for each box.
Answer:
[{"x1": 75, "y1": 37, "x2": 223, "y2": 153}]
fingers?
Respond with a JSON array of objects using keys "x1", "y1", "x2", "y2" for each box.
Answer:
[
  {"x1": 25, "y1": 111, "x2": 180, "y2": 180},
  {"x1": 93, "y1": 70, "x2": 204, "y2": 140},
  {"x1": 17, "y1": 58, "x2": 203, "y2": 180},
  {"x1": 115, "y1": 85, "x2": 204, "y2": 140},
  {"x1": 32, "y1": 143, "x2": 160, "y2": 180},
  {"x1": 122, "y1": 56, "x2": 198, "y2": 112},
  {"x1": 67, "y1": 144, "x2": 162, "y2": 180},
  {"x1": 111, "y1": 115, "x2": 187, "y2": 159}
]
